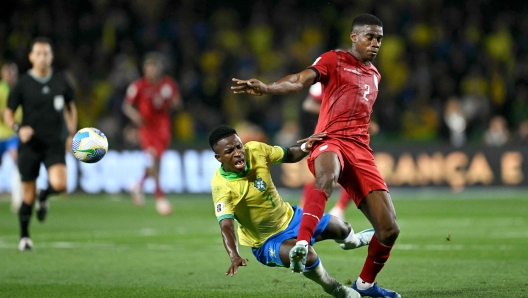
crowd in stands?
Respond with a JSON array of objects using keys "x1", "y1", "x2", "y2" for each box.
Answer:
[{"x1": 1, "y1": 0, "x2": 527, "y2": 148}]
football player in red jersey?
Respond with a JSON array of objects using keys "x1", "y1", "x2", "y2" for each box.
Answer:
[
  {"x1": 300, "y1": 82, "x2": 380, "y2": 221},
  {"x1": 123, "y1": 52, "x2": 182, "y2": 216},
  {"x1": 232, "y1": 14, "x2": 400, "y2": 298}
]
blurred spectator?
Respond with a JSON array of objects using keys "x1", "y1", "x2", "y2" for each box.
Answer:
[
  {"x1": 444, "y1": 97, "x2": 467, "y2": 148},
  {"x1": 514, "y1": 120, "x2": 528, "y2": 145},
  {"x1": 483, "y1": 116, "x2": 510, "y2": 147},
  {"x1": 0, "y1": 0, "x2": 526, "y2": 147}
]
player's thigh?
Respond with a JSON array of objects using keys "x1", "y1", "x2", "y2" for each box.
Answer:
[{"x1": 313, "y1": 151, "x2": 341, "y2": 193}]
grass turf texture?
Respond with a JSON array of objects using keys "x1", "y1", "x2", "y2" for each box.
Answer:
[{"x1": 0, "y1": 189, "x2": 527, "y2": 298}]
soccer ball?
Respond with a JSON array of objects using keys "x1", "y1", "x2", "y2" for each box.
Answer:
[{"x1": 72, "y1": 127, "x2": 109, "y2": 163}]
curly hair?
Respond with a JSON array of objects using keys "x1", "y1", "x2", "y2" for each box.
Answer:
[{"x1": 208, "y1": 125, "x2": 237, "y2": 150}]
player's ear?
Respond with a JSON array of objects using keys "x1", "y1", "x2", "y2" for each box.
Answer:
[
  {"x1": 350, "y1": 31, "x2": 357, "y2": 43},
  {"x1": 214, "y1": 153, "x2": 221, "y2": 162}
]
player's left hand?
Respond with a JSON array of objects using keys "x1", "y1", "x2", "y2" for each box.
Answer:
[
  {"x1": 231, "y1": 78, "x2": 267, "y2": 96},
  {"x1": 297, "y1": 132, "x2": 327, "y2": 151},
  {"x1": 225, "y1": 257, "x2": 247, "y2": 277}
]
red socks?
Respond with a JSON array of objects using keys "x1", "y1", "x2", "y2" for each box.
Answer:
[
  {"x1": 155, "y1": 182, "x2": 163, "y2": 199},
  {"x1": 297, "y1": 189, "x2": 328, "y2": 243},
  {"x1": 359, "y1": 235, "x2": 393, "y2": 283}
]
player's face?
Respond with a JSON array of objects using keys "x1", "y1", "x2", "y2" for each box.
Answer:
[
  {"x1": 144, "y1": 61, "x2": 162, "y2": 81},
  {"x1": 350, "y1": 25, "x2": 383, "y2": 62},
  {"x1": 214, "y1": 134, "x2": 246, "y2": 173},
  {"x1": 29, "y1": 43, "x2": 53, "y2": 71}
]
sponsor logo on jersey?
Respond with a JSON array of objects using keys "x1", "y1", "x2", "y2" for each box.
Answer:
[
  {"x1": 344, "y1": 68, "x2": 362, "y2": 75},
  {"x1": 319, "y1": 144, "x2": 329, "y2": 151},
  {"x1": 268, "y1": 247, "x2": 276, "y2": 258}
]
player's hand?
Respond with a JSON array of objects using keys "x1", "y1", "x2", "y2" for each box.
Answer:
[
  {"x1": 231, "y1": 78, "x2": 267, "y2": 96},
  {"x1": 18, "y1": 126, "x2": 34, "y2": 143},
  {"x1": 65, "y1": 134, "x2": 74, "y2": 153},
  {"x1": 225, "y1": 257, "x2": 247, "y2": 277},
  {"x1": 133, "y1": 115, "x2": 144, "y2": 127},
  {"x1": 297, "y1": 132, "x2": 327, "y2": 151}
]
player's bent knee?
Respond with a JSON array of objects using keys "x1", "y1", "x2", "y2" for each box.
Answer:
[
  {"x1": 314, "y1": 174, "x2": 337, "y2": 195},
  {"x1": 49, "y1": 181, "x2": 67, "y2": 193},
  {"x1": 377, "y1": 223, "x2": 400, "y2": 244}
]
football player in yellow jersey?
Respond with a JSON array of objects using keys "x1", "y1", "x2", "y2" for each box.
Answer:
[
  {"x1": 209, "y1": 125, "x2": 375, "y2": 298},
  {"x1": 0, "y1": 62, "x2": 22, "y2": 212}
]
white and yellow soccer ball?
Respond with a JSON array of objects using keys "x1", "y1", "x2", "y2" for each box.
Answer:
[{"x1": 71, "y1": 127, "x2": 109, "y2": 163}]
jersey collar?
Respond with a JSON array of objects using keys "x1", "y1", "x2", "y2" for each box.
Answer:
[
  {"x1": 219, "y1": 162, "x2": 250, "y2": 180},
  {"x1": 28, "y1": 69, "x2": 54, "y2": 84}
]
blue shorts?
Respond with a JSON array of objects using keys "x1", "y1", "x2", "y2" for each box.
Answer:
[
  {"x1": 251, "y1": 205, "x2": 330, "y2": 268},
  {"x1": 0, "y1": 136, "x2": 19, "y2": 157}
]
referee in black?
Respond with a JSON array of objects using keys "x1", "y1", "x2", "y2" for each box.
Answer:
[{"x1": 3, "y1": 37, "x2": 77, "y2": 251}]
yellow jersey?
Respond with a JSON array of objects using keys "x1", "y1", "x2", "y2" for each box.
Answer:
[
  {"x1": 211, "y1": 141, "x2": 294, "y2": 248},
  {"x1": 0, "y1": 81, "x2": 22, "y2": 139}
]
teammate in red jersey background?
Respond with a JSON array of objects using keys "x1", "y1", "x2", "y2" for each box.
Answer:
[
  {"x1": 123, "y1": 52, "x2": 182, "y2": 216},
  {"x1": 232, "y1": 14, "x2": 400, "y2": 298}
]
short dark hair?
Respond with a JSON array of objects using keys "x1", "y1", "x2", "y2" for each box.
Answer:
[
  {"x1": 143, "y1": 51, "x2": 164, "y2": 65},
  {"x1": 352, "y1": 14, "x2": 383, "y2": 31},
  {"x1": 30, "y1": 37, "x2": 53, "y2": 52},
  {"x1": 208, "y1": 125, "x2": 237, "y2": 150}
]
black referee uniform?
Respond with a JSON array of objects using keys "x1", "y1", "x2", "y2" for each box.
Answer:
[{"x1": 7, "y1": 70, "x2": 74, "y2": 181}]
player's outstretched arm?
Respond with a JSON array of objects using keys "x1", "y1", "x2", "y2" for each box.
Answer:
[
  {"x1": 232, "y1": 69, "x2": 317, "y2": 96},
  {"x1": 283, "y1": 132, "x2": 326, "y2": 163},
  {"x1": 219, "y1": 218, "x2": 247, "y2": 276}
]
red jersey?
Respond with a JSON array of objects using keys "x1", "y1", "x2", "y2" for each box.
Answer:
[
  {"x1": 125, "y1": 76, "x2": 179, "y2": 137},
  {"x1": 308, "y1": 50, "x2": 380, "y2": 146}
]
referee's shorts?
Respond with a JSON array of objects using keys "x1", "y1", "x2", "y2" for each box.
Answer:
[{"x1": 18, "y1": 137, "x2": 66, "y2": 182}]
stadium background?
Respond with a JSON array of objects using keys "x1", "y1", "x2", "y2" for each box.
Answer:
[
  {"x1": 1, "y1": 2, "x2": 527, "y2": 298},
  {"x1": 1, "y1": 0, "x2": 527, "y2": 193}
]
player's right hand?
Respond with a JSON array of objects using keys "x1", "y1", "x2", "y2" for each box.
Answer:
[
  {"x1": 18, "y1": 126, "x2": 34, "y2": 143},
  {"x1": 297, "y1": 132, "x2": 327, "y2": 151},
  {"x1": 225, "y1": 256, "x2": 247, "y2": 277},
  {"x1": 133, "y1": 115, "x2": 144, "y2": 127},
  {"x1": 231, "y1": 78, "x2": 267, "y2": 96}
]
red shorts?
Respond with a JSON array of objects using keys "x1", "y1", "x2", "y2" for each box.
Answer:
[
  {"x1": 307, "y1": 137, "x2": 388, "y2": 207},
  {"x1": 138, "y1": 129, "x2": 170, "y2": 158}
]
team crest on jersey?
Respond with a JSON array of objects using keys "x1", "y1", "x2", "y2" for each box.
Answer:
[
  {"x1": 42, "y1": 86, "x2": 50, "y2": 94},
  {"x1": 253, "y1": 177, "x2": 267, "y2": 192}
]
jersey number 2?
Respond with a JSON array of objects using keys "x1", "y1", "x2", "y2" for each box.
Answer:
[{"x1": 363, "y1": 84, "x2": 370, "y2": 101}]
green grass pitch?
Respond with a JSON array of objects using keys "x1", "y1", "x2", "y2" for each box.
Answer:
[{"x1": 0, "y1": 188, "x2": 527, "y2": 297}]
